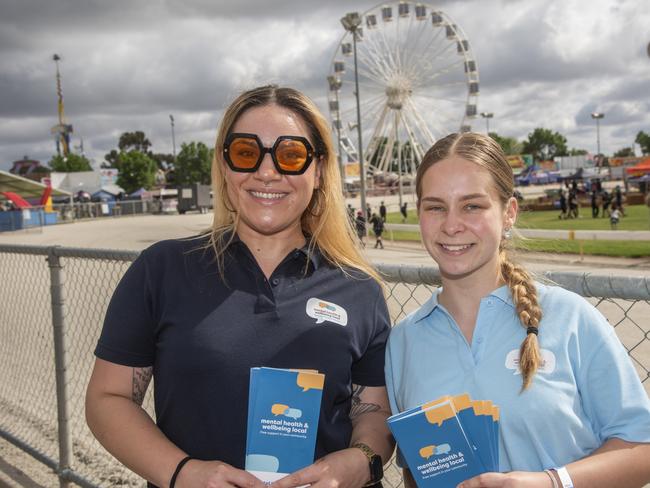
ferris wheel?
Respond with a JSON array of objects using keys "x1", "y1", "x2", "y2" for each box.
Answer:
[{"x1": 327, "y1": 1, "x2": 480, "y2": 179}]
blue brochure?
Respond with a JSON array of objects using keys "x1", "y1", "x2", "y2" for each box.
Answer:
[
  {"x1": 388, "y1": 394, "x2": 500, "y2": 487},
  {"x1": 245, "y1": 367, "x2": 325, "y2": 482}
]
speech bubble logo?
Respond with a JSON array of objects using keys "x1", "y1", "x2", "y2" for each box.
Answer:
[
  {"x1": 306, "y1": 298, "x2": 348, "y2": 326},
  {"x1": 435, "y1": 444, "x2": 451, "y2": 455},
  {"x1": 271, "y1": 403, "x2": 289, "y2": 416},
  {"x1": 284, "y1": 408, "x2": 303, "y2": 420},
  {"x1": 506, "y1": 348, "x2": 556, "y2": 375},
  {"x1": 297, "y1": 372, "x2": 325, "y2": 392},
  {"x1": 505, "y1": 349, "x2": 521, "y2": 375},
  {"x1": 424, "y1": 402, "x2": 456, "y2": 426},
  {"x1": 246, "y1": 454, "x2": 280, "y2": 473},
  {"x1": 419, "y1": 445, "x2": 435, "y2": 459}
]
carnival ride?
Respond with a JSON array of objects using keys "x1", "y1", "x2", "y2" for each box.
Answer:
[
  {"x1": 328, "y1": 1, "x2": 479, "y2": 180},
  {"x1": 51, "y1": 54, "x2": 73, "y2": 157}
]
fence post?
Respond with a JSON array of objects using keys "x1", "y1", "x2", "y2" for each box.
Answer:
[{"x1": 47, "y1": 247, "x2": 73, "y2": 488}]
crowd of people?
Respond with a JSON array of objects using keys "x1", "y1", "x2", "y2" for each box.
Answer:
[
  {"x1": 558, "y1": 181, "x2": 626, "y2": 229},
  {"x1": 85, "y1": 85, "x2": 650, "y2": 488},
  {"x1": 347, "y1": 200, "x2": 406, "y2": 249}
]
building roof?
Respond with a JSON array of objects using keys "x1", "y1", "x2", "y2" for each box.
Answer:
[{"x1": 0, "y1": 170, "x2": 71, "y2": 200}]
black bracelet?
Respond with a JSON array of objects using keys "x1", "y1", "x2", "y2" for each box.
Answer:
[{"x1": 169, "y1": 456, "x2": 194, "y2": 488}]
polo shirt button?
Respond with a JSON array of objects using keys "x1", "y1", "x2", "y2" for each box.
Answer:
[
  {"x1": 476, "y1": 337, "x2": 483, "y2": 343},
  {"x1": 271, "y1": 278, "x2": 280, "y2": 286}
]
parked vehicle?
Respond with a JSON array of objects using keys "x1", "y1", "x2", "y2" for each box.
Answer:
[{"x1": 177, "y1": 184, "x2": 211, "y2": 214}]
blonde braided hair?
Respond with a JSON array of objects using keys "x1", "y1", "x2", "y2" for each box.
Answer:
[
  {"x1": 499, "y1": 249, "x2": 542, "y2": 390},
  {"x1": 416, "y1": 132, "x2": 543, "y2": 391}
]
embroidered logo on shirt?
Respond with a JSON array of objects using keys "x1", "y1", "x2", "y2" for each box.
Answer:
[
  {"x1": 305, "y1": 298, "x2": 348, "y2": 326},
  {"x1": 505, "y1": 348, "x2": 556, "y2": 375}
]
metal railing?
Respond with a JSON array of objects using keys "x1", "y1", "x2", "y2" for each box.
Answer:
[{"x1": 0, "y1": 244, "x2": 648, "y2": 487}]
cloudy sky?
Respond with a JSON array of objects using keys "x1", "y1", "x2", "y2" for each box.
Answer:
[{"x1": 1, "y1": 0, "x2": 648, "y2": 172}]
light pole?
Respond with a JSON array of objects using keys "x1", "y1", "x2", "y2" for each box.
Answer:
[
  {"x1": 169, "y1": 114, "x2": 176, "y2": 161},
  {"x1": 480, "y1": 112, "x2": 493, "y2": 134},
  {"x1": 591, "y1": 112, "x2": 604, "y2": 164},
  {"x1": 341, "y1": 12, "x2": 367, "y2": 218},
  {"x1": 327, "y1": 75, "x2": 345, "y2": 193}
]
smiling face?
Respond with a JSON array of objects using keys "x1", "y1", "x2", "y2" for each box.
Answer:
[
  {"x1": 418, "y1": 156, "x2": 517, "y2": 288},
  {"x1": 224, "y1": 104, "x2": 321, "y2": 241}
]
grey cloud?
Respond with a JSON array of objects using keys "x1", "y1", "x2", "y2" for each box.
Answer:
[{"x1": 1, "y1": 0, "x2": 649, "y2": 170}]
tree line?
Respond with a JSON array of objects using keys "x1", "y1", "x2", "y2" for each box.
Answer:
[
  {"x1": 46, "y1": 128, "x2": 650, "y2": 195},
  {"x1": 48, "y1": 131, "x2": 213, "y2": 194},
  {"x1": 490, "y1": 129, "x2": 650, "y2": 161}
]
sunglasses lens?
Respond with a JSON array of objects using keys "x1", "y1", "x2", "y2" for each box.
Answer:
[
  {"x1": 275, "y1": 139, "x2": 309, "y2": 172},
  {"x1": 228, "y1": 137, "x2": 261, "y2": 169}
]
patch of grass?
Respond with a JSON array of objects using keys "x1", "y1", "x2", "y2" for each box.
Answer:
[
  {"x1": 514, "y1": 238, "x2": 650, "y2": 258},
  {"x1": 385, "y1": 230, "x2": 650, "y2": 258},
  {"x1": 517, "y1": 204, "x2": 650, "y2": 231},
  {"x1": 387, "y1": 205, "x2": 650, "y2": 231}
]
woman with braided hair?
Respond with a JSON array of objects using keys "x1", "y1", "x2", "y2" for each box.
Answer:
[{"x1": 385, "y1": 132, "x2": 650, "y2": 488}]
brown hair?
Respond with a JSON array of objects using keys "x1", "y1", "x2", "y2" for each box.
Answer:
[
  {"x1": 208, "y1": 85, "x2": 380, "y2": 282},
  {"x1": 416, "y1": 132, "x2": 542, "y2": 391}
]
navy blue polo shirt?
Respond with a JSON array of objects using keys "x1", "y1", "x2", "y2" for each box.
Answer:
[{"x1": 95, "y1": 234, "x2": 390, "y2": 473}]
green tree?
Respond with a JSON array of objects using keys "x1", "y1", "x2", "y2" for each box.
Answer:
[
  {"x1": 103, "y1": 149, "x2": 119, "y2": 168},
  {"x1": 568, "y1": 148, "x2": 588, "y2": 156},
  {"x1": 115, "y1": 150, "x2": 157, "y2": 194},
  {"x1": 118, "y1": 131, "x2": 152, "y2": 153},
  {"x1": 49, "y1": 153, "x2": 93, "y2": 172},
  {"x1": 613, "y1": 147, "x2": 635, "y2": 158},
  {"x1": 635, "y1": 131, "x2": 650, "y2": 155},
  {"x1": 488, "y1": 132, "x2": 522, "y2": 155},
  {"x1": 174, "y1": 142, "x2": 213, "y2": 185},
  {"x1": 522, "y1": 128, "x2": 568, "y2": 162}
]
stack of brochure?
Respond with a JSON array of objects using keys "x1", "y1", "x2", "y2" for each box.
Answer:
[
  {"x1": 245, "y1": 367, "x2": 325, "y2": 482},
  {"x1": 387, "y1": 394, "x2": 500, "y2": 488}
]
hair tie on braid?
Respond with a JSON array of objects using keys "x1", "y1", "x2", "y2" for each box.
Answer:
[{"x1": 526, "y1": 326, "x2": 538, "y2": 336}]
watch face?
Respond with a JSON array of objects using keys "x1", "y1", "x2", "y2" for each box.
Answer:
[{"x1": 369, "y1": 454, "x2": 383, "y2": 482}]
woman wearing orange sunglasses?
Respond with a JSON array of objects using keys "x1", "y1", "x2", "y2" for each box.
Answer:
[{"x1": 86, "y1": 85, "x2": 394, "y2": 488}]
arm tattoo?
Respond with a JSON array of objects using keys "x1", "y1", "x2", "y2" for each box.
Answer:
[
  {"x1": 350, "y1": 384, "x2": 381, "y2": 419},
  {"x1": 132, "y1": 367, "x2": 153, "y2": 405}
]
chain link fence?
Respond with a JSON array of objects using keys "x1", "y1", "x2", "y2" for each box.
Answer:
[{"x1": 0, "y1": 244, "x2": 648, "y2": 487}]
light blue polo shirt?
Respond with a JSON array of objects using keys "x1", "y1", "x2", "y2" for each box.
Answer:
[{"x1": 385, "y1": 283, "x2": 650, "y2": 472}]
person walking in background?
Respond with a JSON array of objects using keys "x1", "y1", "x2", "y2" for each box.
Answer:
[
  {"x1": 400, "y1": 202, "x2": 408, "y2": 222},
  {"x1": 86, "y1": 85, "x2": 393, "y2": 488},
  {"x1": 370, "y1": 212, "x2": 384, "y2": 249},
  {"x1": 610, "y1": 204, "x2": 621, "y2": 230},
  {"x1": 568, "y1": 189, "x2": 579, "y2": 219},
  {"x1": 346, "y1": 203, "x2": 355, "y2": 223},
  {"x1": 366, "y1": 202, "x2": 372, "y2": 221},
  {"x1": 615, "y1": 185, "x2": 625, "y2": 216},
  {"x1": 590, "y1": 190, "x2": 599, "y2": 218},
  {"x1": 379, "y1": 201, "x2": 387, "y2": 222},
  {"x1": 355, "y1": 210, "x2": 367, "y2": 247},
  {"x1": 601, "y1": 189, "x2": 611, "y2": 217},
  {"x1": 385, "y1": 132, "x2": 650, "y2": 488},
  {"x1": 558, "y1": 189, "x2": 567, "y2": 219}
]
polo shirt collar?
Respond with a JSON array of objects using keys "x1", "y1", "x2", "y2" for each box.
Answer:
[
  {"x1": 228, "y1": 231, "x2": 321, "y2": 270},
  {"x1": 412, "y1": 284, "x2": 514, "y2": 324},
  {"x1": 489, "y1": 284, "x2": 514, "y2": 307}
]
